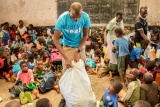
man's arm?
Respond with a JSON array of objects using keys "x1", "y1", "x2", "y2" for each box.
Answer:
[
  {"x1": 77, "y1": 28, "x2": 89, "y2": 50},
  {"x1": 139, "y1": 30, "x2": 149, "y2": 41},
  {"x1": 104, "y1": 29, "x2": 108, "y2": 45},
  {"x1": 53, "y1": 30, "x2": 68, "y2": 60}
]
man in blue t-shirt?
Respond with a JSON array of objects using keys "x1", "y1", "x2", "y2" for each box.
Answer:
[{"x1": 53, "y1": 2, "x2": 91, "y2": 71}]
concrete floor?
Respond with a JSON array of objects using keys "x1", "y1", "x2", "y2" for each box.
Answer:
[{"x1": 0, "y1": 74, "x2": 125, "y2": 107}]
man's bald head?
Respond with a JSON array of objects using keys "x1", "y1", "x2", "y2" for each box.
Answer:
[
  {"x1": 140, "y1": 6, "x2": 148, "y2": 18},
  {"x1": 70, "y1": 2, "x2": 82, "y2": 16},
  {"x1": 143, "y1": 72, "x2": 153, "y2": 84}
]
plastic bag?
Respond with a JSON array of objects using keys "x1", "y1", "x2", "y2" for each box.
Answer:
[{"x1": 59, "y1": 60, "x2": 97, "y2": 107}]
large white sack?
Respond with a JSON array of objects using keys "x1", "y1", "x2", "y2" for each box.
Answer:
[{"x1": 59, "y1": 60, "x2": 97, "y2": 107}]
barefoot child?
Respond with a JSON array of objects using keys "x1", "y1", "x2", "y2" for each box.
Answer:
[
  {"x1": 17, "y1": 61, "x2": 40, "y2": 104},
  {"x1": 113, "y1": 27, "x2": 130, "y2": 85},
  {"x1": 141, "y1": 72, "x2": 159, "y2": 107},
  {"x1": 120, "y1": 68, "x2": 141, "y2": 106},
  {"x1": 33, "y1": 58, "x2": 46, "y2": 85},
  {"x1": 100, "y1": 80, "x2": 123, "y2": 107}
]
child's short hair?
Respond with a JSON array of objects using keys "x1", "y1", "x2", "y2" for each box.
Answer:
[
  {"x1": 143, "y1": 72, "x2": 153, "y2": 84},
  {"x1": 145, "y1": 61, "x2": 156, "y2": 71},
  {"x1": 40, "y1": 50, "x2": 46, "y2": 56},
  {"x1": 13, "y1": 48, "x2": 19, "y2": 53},
  {"x1": 4, "y1": 100, "x2": 21, "y2": 107},
  {"x1": 86, "y1": 45, "x2": 91, "y2": 51},
  {"x1": 36, "y1": 98, "x2": 51, "y2": 107},
  {"x1": 94, "y1": 49, "x2": 102, "y2": 56},
  {"x1": 115, "y1": 27, "x2": 123, "y2": 36},
  {"x1": 110, "y1": 80, "x2": 123, "y2": 93},
  {"x1": 20, "y1": 61, "x2": 27, "y2": 67},
  {"x1": 140, "y1": 40, "x2": 149, "y2": 46},
  {"x1": 29, "y1": 24, "x2": 33, "y2": 28},
  {"x1": 28, "y1": 54, "x2": 34, "y2": 60},
  {"x1": 132, "y1": 68, "x2": 140, "y2": 77},
  {"x1": 133, "y1": 100, "x2": 151, "y2": 107}
]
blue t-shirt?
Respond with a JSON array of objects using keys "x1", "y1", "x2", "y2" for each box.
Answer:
[
  {"x1": 103, "y1": 89, "x2": 118, "y2": 107},
  {"x1": 55, "y1": 11, "x2": 91, "y2": 48},
  {"x1": 130, "y1": 46, "x2": 143, "y2": 62},
  {"x1": 114, "y1": 37, "x2": 130, "y2": 57}
]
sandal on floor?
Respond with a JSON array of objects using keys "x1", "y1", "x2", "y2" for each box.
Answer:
[
  {"x1": 19, "y1": 92, "x2": 26, "y2": 105},
  {"x1": 25, "y1": 92, "x2": 33, "y2": 103}
]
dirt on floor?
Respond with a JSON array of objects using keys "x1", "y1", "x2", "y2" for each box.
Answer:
[{"x1": 0, "y1": 74, "x2": 125, "y2": 107}]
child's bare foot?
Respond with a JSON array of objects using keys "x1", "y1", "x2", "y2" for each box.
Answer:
[
  {"x1": 5, "y1": 74, "x2": 11, "y2": 82},
  {"x1": 109, "y1": 71, "x2": 113, "y2": 79}
]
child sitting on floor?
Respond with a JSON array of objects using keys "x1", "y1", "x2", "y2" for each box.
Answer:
[
  {"x1": 36, "y1": 98, "x2": 52, "y2": 107},
  {"x1": 145, "y1": 61, "x2": 157, "y2": 80},
  {"x1": 140, "y1": 72, "x2": 159, "y2": 107},
  {"x1": 129, "y1": 40, "x2": 149, "y2": 68},
  {"x1": 33, "y1": 58, "x2": 46, "y2": 85},
  {"x1": 40, "y1": 50, "x2": 50, "y2": 69},
  {"x1": 133, "y1": 100, "x2": 151, "y2": 107},
  {"x1": 94, "y1": 49, "x2": 105, "y2": 73},
  {"x1": 24, "y1": 36, "x2": 34, "y2": 52},
  {"x1": 0, "y1": 48, "x2": 12, "y2": 81},
  {"x1": 11, "y1": 48, "x2": 21, "y2": 64},
  {"x1": 120, "y1": 68, "x2": 141, "y2": 106},
  {"x1": 4, "y1": 100, "x2": 21, "y2": 107},
  {"x1": 113, "y1": 27, "x2": 130, "y2": 85},
  {"x1": 17, "y1": 61, "x2": 40, "y2": 101},
  {"x1": 100, "y1": 80, "x2": 123, "y2": 107},
  {"x1": 27, "y1": 54, "x2": 36, "y2": 70},
  {"x1": 12, "y1": 53, "x2": 28, "y2": 81}
]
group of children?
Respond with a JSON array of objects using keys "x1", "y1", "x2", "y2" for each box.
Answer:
[
  {"x1": 84, "y1": 26, "x2": 160, "y2": 107},
  {"x1": 0, "y1": 20, "x2": 160, "y2": 107},
  {"x1": 0, "y1": 20, "x2": 62, "y2": 105}
]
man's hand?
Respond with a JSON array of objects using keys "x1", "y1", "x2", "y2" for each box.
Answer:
[
  {"x1": 74, "y1": 51, "x2": 80, "y2": 62},
  {"x1": 65, "y1": 57, "x2": 72, "y2": 69}
]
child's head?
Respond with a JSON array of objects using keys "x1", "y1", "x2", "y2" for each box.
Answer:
[
  {"x1": 4, "y1": 100, "x2": 21, "y2": 107},
  {"x1": 19, "y1": 20, "x2": 24, "y2": 26},
  {"x1": 93, "y1": 44, "x2": 99, "y2": 50},
  {"x1": 115, "y1": 27, "x2": 123, "y2": 37},
  {"x1": 85, "y1": 45, "x2": 91, "y2": 52},
  {"x1": 40, "y1": 51, "x2": 48, "y2": 58},
  {"x1": 36, "y1": 98, "x2": 52, "y2": 107},
  {"x1": 28, "y1": 54, "x2": 34, "y2": 63},
  {"x1": 143, "y1": 72, "x2": 153, "y2": 84},
  {"x1": 20, "y1": 61, "x2": 28, "y2": 73},
  {"x1": 13, "y1": 48, "x2": 19, "y2": 55},
  {"x1": 94, "y1": 49, "x2": 102, "y2": 58},
  {"x1": 26, "y1": 36, "x2": 32, "y2": 43},
  {"x1": 129, "y1": 68, "x2": 139, "y2": 80},
  {"x1": 21, "y1": 53, "x2": 28, "y2": 61},
  {"x1": 29, "y1": 24, "x2": 33, "y2": 30},
  {"x1": 8, "y1": 39, "x2": 13, "y2": 45},
  {"x1": 3, "y1": 22, "x2": 7, "y2": 30},
  {"x1": 43, "y1": 29, "x2": 48, "y2": 37},
  {"x1": 133, "y1": 100, "x2": 151, "y2": 107},
  {"x1": 4, "y1": 48, "x2": 10, "y2": 56},
  {"x1": 12, "y1": 24, "x2": 17, "y2": 30},
  {"x1": 108, "y1": 80, "x2": 123, "y2": 94},
  {"x1": 48, "y1": 45, "x2": 53, "y2": 52},
  {"x1": 38, "y1": 37, "x2": 46, "y2": 46},
  {"x1": 145, "y1": 61, "x2": 155, "y2": 71},
  {"x1": 15, "y1": 34, "x2": 21, "y2": 41},
  {"x1": 140, "y1": 40, "x2": 149, "y2": 49},
  {"x1": 36, "y1": 58, "x2": 43, "y2": 70}
]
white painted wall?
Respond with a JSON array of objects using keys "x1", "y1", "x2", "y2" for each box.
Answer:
[{"x1": 0, "y1": 0, "x2": 57, "y2": 26}]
